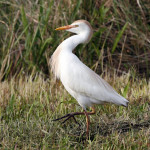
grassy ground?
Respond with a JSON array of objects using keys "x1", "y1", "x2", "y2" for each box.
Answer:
[
  {"x1": 0, "y1": 0, "x2": 150, "y2": 79},
  {"x1": 0, "y1": 73, "x2": 149, "y2": 149}
]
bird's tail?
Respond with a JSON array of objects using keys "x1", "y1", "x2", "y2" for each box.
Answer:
[{"x1": 111, "y1": 93, "x2": 129, "y2": 107}]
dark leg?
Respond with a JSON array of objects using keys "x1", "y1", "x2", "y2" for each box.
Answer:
[{"x1": 52, "y1": 112, "x2": 85, "y2": 124}]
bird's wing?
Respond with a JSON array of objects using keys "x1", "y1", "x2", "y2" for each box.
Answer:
[{"x1": 62, "y1": 55, "x2": 122, "y2": 104}]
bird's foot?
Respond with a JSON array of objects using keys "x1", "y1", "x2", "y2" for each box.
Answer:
[
  {"x1": 53, "y1": 107, "x2": 96, "y2": 139},
  {"x1": 52, "y1": 112, "x2": 84, "y2": 126}
]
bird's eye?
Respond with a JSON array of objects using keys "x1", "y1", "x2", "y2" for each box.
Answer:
[{"x1": 74, "y1": 25, "x2": 79, "y2": 27}]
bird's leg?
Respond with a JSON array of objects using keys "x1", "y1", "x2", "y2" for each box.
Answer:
[
  {"x1": 87, "y1": 106, "x2": 96, "y2": 115},
  {"x1": 52, "y1": 113, "x2": 72, "y2": 121},
  {"x1": 84, "y1": 111, "x2": 90, "y2": 138},
  {"x1": 84, "y1": 106, "x2": 96, "y2": 138},
  {"x1": 53, "y1": 106, "x2": 96, "y2": 138}
]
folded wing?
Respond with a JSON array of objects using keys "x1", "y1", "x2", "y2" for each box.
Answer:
[{"x1": 64, "y1": 56, "x2": 128, "y2": 106}]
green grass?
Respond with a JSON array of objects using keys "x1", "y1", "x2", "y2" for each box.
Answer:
[{"x1": 0, "y1": 73, "x2": 149, "y2": 149}]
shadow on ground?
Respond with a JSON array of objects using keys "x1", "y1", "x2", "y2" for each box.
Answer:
[
  {"x1": 97, "y1": 120, "x2": 149, "y2": 134},
  {"x1": 89, "y1": 119, "x2": 150, "y2": 140},
  {"x1": 64, "y1": 119, "x2": 150, "y2": 141}
]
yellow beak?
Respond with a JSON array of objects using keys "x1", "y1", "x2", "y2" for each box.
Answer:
[{"x1": 55, "y1": 25, "x2": 78, "y2": 30}]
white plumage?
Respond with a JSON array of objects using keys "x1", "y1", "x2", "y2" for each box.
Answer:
[{"x1": 51, "y1": 20, "x2": 129, "y2": 137}]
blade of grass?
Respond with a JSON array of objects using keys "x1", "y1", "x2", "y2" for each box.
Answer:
[
  {"x1": 41, "y1": 1, "x2": 54, "y2": 36},
  {"x1": 39, "y1": 37, "x2": 52, "y2": 59},
  {"x1": 111, "y1": 22, "x2": 128, "y2": 54},
  {"x1": 21, "y1": 6, "x2": 29, "y2": 36},
  {"x1": 122, "y1": 82, "x2": 130, "y2": 98},
  {"x1": 70, "y1": 0, "x2": 82, "y2": 23},
  {"x1": 14, "y1": 24, "x2": 30, "y2": 46}
]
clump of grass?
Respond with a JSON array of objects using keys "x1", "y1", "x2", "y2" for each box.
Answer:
[{"x1": 0, "y1": 73, "x2": 150, "y2": 149}]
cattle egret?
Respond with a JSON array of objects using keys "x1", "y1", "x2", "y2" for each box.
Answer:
[{"x1": 51, "y1": 20, "x2": 129, "y2": 137}]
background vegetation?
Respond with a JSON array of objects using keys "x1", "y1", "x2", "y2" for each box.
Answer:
[
  {"x1": 0, "y1": 0, "x2": 150, "y2": 79},
  {"x1": 0, "y1": 0, "x2": 150, "y2": 149}
]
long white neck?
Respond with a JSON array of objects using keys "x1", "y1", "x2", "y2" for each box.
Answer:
[
  {"x1": 60, "y1": 34, "x2": 88, "y2": 52},
  {"x1": 51, "y1": 30, "x2": 92, "y2": 79}
]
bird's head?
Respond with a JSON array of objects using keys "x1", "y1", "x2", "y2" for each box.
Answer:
[{"x1": 55, "y1": 20, "x2": 93, "y2": 43}]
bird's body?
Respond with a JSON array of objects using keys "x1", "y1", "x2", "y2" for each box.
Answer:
[{"x1": 51, "y1": 20, "x2": 129, "y2": 137}]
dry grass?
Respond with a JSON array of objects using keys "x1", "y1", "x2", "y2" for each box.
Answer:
[
  {"x1": 0, "y1": 0, "x2": 150, "y2": 80},
  {"x1": 0, "y1": 73, "x2": 150, "y2": 149}
]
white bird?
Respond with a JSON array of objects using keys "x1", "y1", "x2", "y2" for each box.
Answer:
[{"x1": 51, "y1": 20, "x2": 129, "y2": 137}]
